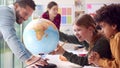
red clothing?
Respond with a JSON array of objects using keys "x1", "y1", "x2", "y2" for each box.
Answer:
[{"x1": 41, "y1": 11, "x2": 61, "y2": 30}]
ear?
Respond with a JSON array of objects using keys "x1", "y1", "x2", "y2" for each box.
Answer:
[
  {"x1": 14, "y1": 3, "x2": 19, "y2": 10},
  {"x1": 88, "y1": 26, "x2": 94, "y2": 31},
  {"x1": 112, "y1": 24, "x2": 117, "y2": 30},
  {"x1": 93, "y1": 52, "x2": 100, "y2": 59}
]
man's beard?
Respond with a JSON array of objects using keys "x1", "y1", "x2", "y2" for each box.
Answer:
[{"x1": 16, "y1": 11, "x2": 23, "y2": 24}]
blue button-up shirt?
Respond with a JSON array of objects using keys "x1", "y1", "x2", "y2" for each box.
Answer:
[{"x1": 0, "y1": 5, "x2": 32, "y2": 62}]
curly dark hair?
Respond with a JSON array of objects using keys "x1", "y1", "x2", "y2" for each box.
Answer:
[
  {"x1": 90, "y1": 37, "x2": 112, "y2": 59},
  {"x1": 94, "y1": 4, "x2": 120, "y2": 31}
]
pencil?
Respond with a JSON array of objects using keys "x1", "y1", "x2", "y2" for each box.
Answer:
[
  {"x1": 60, "y1": 40, "x2": 67, "y2": 47},
  {"x1": 55, "y1": 41, "x2": 67, "y2": 51}
]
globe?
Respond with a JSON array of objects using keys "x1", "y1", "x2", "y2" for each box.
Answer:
[{"x1": 23, "y1": 18, "x2": 59, "y2": 55}]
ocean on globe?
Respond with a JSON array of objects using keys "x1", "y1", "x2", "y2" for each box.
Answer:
[{"x1": 23, "y1": 18, "x2": 59, "y2": 55}]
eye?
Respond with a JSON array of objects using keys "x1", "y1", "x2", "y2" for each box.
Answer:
[
  {"x1": 96, "y1": 25, "x2": 101, "y2": 30},
  {"x1": 74, "y1": 29, "x2": 81, "y2": 32},
  {"x1": 77, "y1": 29, "x2": 81, "y2": 31}
]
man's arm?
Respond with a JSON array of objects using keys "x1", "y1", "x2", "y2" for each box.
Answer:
[{"x1": 0, "y1": 7, "x2": 32, "y2": 62}]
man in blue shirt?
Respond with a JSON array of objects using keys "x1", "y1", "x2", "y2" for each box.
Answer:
[{"x1": 0, "y1": 0, "x2": 48, "y2": 67}]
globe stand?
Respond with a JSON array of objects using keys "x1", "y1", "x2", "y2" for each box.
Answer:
[
  {"x1": 38, "y1": 53, "x2": 57, "y2": 68},
  {"x1": 37, "y1": 63, "x2": 57, "y2": 68}
]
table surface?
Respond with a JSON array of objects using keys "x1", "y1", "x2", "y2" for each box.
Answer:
[
  {"x1": 44, "y1": 44, "x2": 101, "y2": 68},
  {"x1": 45, "y1": 55, "x2": 82, "y2": 68},
  {"x1": 45, "y1": 55, "x2": 102, "y2": 68}
]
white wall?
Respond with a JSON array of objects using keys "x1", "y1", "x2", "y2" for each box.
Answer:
[
  {"x1": 34, "y1": 0, "x2": 120, "y2": 7},
  {"x1": 34, "y1": 0, "x2": 74, "y2": 5},
  {"x1": 34, "y1": 0, "x2": 120, "y2": 5},
  {"x1": 85, "y1": 0, "x2": 120, "y2": 14},
  {"x1": 33, "y1": 0, "x2": 75, "y2": 35},
  {"x1": 33, "y1": 0, "x2": 120, "y2": 34},
  {"x1": 86, "y1": 0, "x2": 120, "y2": 3}
]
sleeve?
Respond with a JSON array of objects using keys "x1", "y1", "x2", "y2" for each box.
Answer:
[
  {"x1": 98, "y1": 33, "x2": 120, "y2": 68},
  {"x1": 41, "y1": 11, "x2": 48, "y2": 19},
  {"x1": 56, "y1": 14, "x2": 61, "y2": 29},
  {"x1": 0, "y1": 7, "x2": 32, "y2": 62},
  {"x1": 59, "y1": 31, "x2": 81, "y2": 44},
  {"x1": 59, "y1": 31, "x2": 89, "y2": 49},
  {"x1": 58, "y1": 14, "x2": 61, "y2": 23},
  {"x1": 63, "y1": 51, "x2": 89, "y2": 66}
]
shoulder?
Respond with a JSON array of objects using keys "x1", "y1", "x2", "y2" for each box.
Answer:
[
  {"x1": 0, "y1": 6, "x2": 14, "y2": 17},
  {"x1": 110, "y1": 32, "x2": 120, "y2": 41},
  {"x1": 0, "y1": 6, "x2": 15, "y2": 25},
  {"x1": 42, "y1": 11, "x2": 47, "y2": 15},
  {"x1": 55, "y1": 14, "x2": 61, "y2": 19},
  {"x1": 56, "y1": 13, "x2": 61, "y2": 17},
  {"x1": 0, "y1": 6, "x2": 9, "y2": 10},
  {"x1": 0, "y1": 6, "x2": 13, "y2": 13},
  {"x1": 42, "y1": 11, "x2": 49, "y2": 18},
  {"x1": 110, "y1": 32, "x2": 120, "y2": 47},
  {"x1": 114, "y1": 32, "x2": 120, "y2": 38},
  {"x1": 42, "y1": 11, "x2": 48, "y2": 16},
  {"x1": 113, "y1": 32, "x2": 120, "y2": 41}
]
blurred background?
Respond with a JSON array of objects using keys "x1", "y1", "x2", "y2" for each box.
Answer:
[{"x1": 0, "y1": 0, "x2": 120, "y2": 68}]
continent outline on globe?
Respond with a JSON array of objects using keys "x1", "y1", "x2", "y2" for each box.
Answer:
[{"x1": 23, "y1": 18, "x2": 59, "y2": 55}]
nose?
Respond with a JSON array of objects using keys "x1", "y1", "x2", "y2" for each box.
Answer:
[
  {"x1": 101, "y1": 28, "x2": 103, "y2": 32},
  {"x1": 74, "y1": 31, "x2": 79, "y2": 36},
  {"x1": 99, "y1": 29, "x2": 104, "y2": 34},
  {"x1": 23, "y1": 16, "x2": 29, "y2": 21}
]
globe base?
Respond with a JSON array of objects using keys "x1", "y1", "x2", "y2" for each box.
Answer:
[{"x1": 38, "y1": 63, "x2": 57, "y2": 68}]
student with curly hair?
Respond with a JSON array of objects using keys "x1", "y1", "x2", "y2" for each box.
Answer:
[{"x1": 88, "y1": 4, "x2": 120, "y2": 68}]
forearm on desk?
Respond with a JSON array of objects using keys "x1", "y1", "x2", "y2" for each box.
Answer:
[{"x1": 63, "y1": 51, "x2": 89, "y2": 66}]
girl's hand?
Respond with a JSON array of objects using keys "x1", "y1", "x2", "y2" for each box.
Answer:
[
  {"x1": 49, "y1": 44, "x2": 65, "y2": 55},
  {"x1": 88, "y1": 51, "x2": 100, "y2": 66}
]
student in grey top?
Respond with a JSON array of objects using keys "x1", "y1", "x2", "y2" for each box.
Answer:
[{"x1": 0, "y1": 0, "x2": 48, "y2": 67}]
